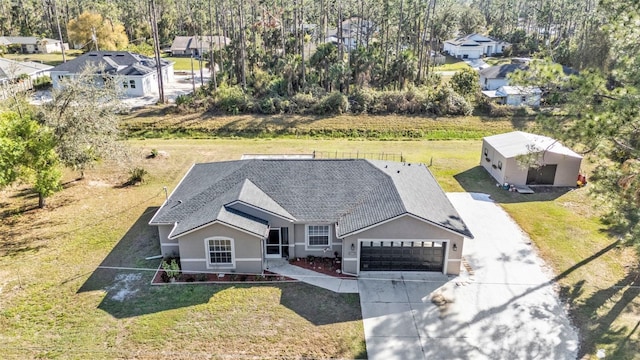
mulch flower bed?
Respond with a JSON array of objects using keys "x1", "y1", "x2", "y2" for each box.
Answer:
[
  {"x1": 289, "y1": 256, "x2": 356, "y2": 279},
  {"x1": 152, "y1": 264, "x2": 293, "y2": 284}
]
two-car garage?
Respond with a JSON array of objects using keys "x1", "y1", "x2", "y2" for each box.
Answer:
[{"x1": 359, "y1": 240, "x2": 445, "y2": 272}]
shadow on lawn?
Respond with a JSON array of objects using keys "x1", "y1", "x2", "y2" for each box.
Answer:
[
  {"x1": 78, "y1": 207, "x2": 364, "y2": 326},
  {"x1": 454, "y1": 166, "x2": 573, "y2": 203}
]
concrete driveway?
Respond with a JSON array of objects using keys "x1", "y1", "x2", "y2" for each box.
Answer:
[{"x1": 359, "y1": 192, "x2": 579, "y2": 360}]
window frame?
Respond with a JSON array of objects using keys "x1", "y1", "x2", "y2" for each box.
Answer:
[
  {"x1": 205, "y1": 237, "x2": 235, "y2": 269},
  {"x1": 305, "y1": 224, "x2": 331, "y2": 250},
  {"x1": 129, "y1": 79, "x2": 136, "y2": 89}
]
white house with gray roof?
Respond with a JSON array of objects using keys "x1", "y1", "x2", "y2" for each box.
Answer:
[
  {"x1": 443, "y1": 33, "x2": 509, "y2": 59},
  {"x1": 49, "y1": 51, "x2": 174, "y2": 97},
  {"x1": 0, "y1": 36, "x2": 68, "y2": 54},
  {"x1": 149, "y1": 159, "x2": 473, "y2": 276}
]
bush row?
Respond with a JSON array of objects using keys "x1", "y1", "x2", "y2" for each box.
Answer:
[{"x1": 180, "y1": 83, "x2": 474, "y2": 117}]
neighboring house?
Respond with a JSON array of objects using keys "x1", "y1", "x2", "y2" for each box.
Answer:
[
  {"x1": 325, "y1": 17, "x2": 376, "y2": 50},
  {"x1": 0, "y1": 36, "x2": 69, "y2": 54},
  {"x1": 149, "y1": 159, "x2": 473, "y2": 276},
  {"x1": 49, "y1": 51, "x2": 174, "y2": 97},
  {"x1": 479, "y1": 63, "x2": 527, "y2": 90},
  {"x1": 169, "y1": 35, "x2": 230, "y2": 57},
  {"x1": 479, "y1": 61, "x2": 577, "y2": 90},
  {"x1": 0, "y1": 58, "x2": 53, "y2": 84},
  {"x1": 443, "y1": 33, "x2": 509, "y2": 59},
  {"x1": 481, "y1": 131, "x2": 582, "y2": 186},
  {"x1": 482, "y1": 85, "x2": 542, "y2": 107}
]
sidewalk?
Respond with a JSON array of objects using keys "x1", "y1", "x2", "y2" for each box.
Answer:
[{"x1": 265, "y1": 259, "x2": 359, "y2": 294}]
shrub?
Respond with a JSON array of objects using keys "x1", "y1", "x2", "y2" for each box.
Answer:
[
  {"x1": 161, "y1": 259, "x2": 180, "y2": 281},
  {"x1": 33, "y1": 76, "x2": 52, "y2": 90},
  {"x1": 349, "y1": 88, "x2": 375, "y2": 114},
  {"x1": 291, "y1": 92, "x2": 318, "y2": 114},
  {"x1": 432, "y1": 85, "x2": 473, "y2": 116},
  {"x1": 127, "y1": 167, "x2": 148, "y2": 185},
  {"x1": 175, "y1": 94, "x2": 193, "y2": 106},
  {"x1": 314, "y1": 91, "x2": 349, "y2": 115},
  {"x1": 213, "y1": 85, "x2": 248, "y2": 114},
  {"x1": 258, "y1": 97, "x2": 278, "y2": 114}
]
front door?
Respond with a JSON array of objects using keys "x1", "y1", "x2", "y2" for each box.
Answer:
[{"x1": 265, "y1": 228, "x2": 281, "y2": 258}]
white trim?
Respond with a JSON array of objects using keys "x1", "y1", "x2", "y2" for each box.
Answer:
[
  {"x1": 294, "y1": 242, "x2": 306, "y2": 246},
  {"x1": 343, "y1": 258, "x2": 357, "y2": 261},
  {"x1": 356, "y1": 238, "x2": 450, "y2": 276},
  {"x1": 225, "y1": 200, "x2": 295, "y2": 221},
  {"x1": 148, "y1": 163, "x2": 196, "y2": 225},
  {"x1": 305, "y1": 224, "x2": 332, "y2": 250},
  {"x1": 169, "y1": 219, "x2": 266, "y2": 240},
  {"x1": 447, "y1": 258, "x2": 462, "y2": 262},
  {"x1": 180, "y1": 258, "x2": 206, "y2": 262},
  {"x1": 160, "y1": 243, "x2": 179, "y2": 247},
  {"x1": 235, "y1": 258, "x2": 262, "y2": 262},
  {"x1": 340, "y1": 213, "x2": 471, "y2": 239},
  {"x1": 205, "y1": 237, "x2": 236, "y2": 269}
]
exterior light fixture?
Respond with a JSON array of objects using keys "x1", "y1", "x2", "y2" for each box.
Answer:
[
  {"x1": 351, "y1": 243, "x2": 355, "y2": 251},
  {"x1": 453, "y1": 243, "x2": 458, "y2": 251}
]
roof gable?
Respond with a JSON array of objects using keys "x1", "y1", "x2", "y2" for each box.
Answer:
[{"x1": 151, "y1": 159, "x2": 472, "y2": 240}]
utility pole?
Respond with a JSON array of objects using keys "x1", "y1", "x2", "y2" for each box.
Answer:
[
  {"x1": 50, "y1": 0, "x2": 66, "y2": 63},
  {"x1": 149, "y1": 0, "x2": 165, "y2": 103}
]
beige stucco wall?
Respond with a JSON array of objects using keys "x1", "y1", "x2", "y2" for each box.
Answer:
[
  {"x1": 292, "y1": 223, "x2": 341, "y2": 259},
  {"x1": 157, "y1": 224, "x2": 179, "y2": 257},
  {"x1": 177, "y1": 223, "x2": 263, "y2": 273},
  {"x1": 341, "y1": 215, "x2": 465, "y2": 275}
]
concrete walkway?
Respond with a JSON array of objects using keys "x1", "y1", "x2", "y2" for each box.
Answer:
[
  {"x1": 358, "y1": 192, "x2": 579, "y2": 360},
  {"x1": 265, "y1": 259, "x2": 359, "y2": 294}
]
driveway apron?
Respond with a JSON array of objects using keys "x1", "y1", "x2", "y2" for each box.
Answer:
[{"x1": 358, "y1": 192, "x2": 579, "y2": 360}]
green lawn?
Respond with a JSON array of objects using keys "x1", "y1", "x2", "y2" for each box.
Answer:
[
  {"x1": 4, "y1": 51, "x2": 81, "y2": 66},
  {"x1": 433, "y1": 55, "x2": 472, "y2": 71},
  {"x1": 163, "y1": 55, "x2": 205, "y2": 71},
  {"x1": 1, "y1": 137, "x2": 638, "y2": 359}
]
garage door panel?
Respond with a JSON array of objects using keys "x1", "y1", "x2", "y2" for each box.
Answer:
[{"x1": 360, "y1": 241, "x2": 444, "y2": 272}]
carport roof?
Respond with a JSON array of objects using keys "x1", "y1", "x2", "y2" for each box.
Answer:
[
  {"x1": 150, "y1": 159, "x2": 473, "y2": 239},
  {"x1": 484, "y1": 131, "x2": 583, "y2": 159}
]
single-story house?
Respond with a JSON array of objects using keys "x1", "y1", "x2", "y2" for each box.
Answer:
[
  {"x1": 149, "y1": 159, "x2": 473, "y2": 276},
  {"x1": 481, "y1": 131, "x2": 582, "y2": 186},
  {"x1": 479, "y1": 61, "x2": 577, "y2": 90},
  {"x1": 0, "y1": 58, "x2": 53, "y2": 84},
  {"x1": 0, "y1": 36, "x2": 69, "y2": 54},
  {"x1": 482, "y1": 85, "x2": 542, "y2": 107},
  {"x1": 479, "y1": 63, "x2": 527, "y2": 90},
  {"x1": 443, "y1": 33, "x2": 509, "y2": 59},
  {"x1": 170, "y1": 35, "x2": 230, "y2": 57},
  {"x1": 49, "y1": 51, "x2": 174, "y2": 97}
]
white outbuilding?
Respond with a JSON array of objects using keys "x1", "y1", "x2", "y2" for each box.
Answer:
[{"x1": 481, "y1": 131, "x2": 583, "y2": 186}]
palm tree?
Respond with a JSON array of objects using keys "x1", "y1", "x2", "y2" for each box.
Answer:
[{"x1": 390, "y1": 50, "x2": 417, "y2": 90}]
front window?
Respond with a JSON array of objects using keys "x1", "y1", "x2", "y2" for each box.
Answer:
[
  {"x1": 129, "y1": 79, "x2": 136, "y2": 89},
  {"x1": 307, "y1": 225, "x2": 330, "y2": 246},
  {"x1": 206, "y1": 237, "x2": 234, "y2": 267}
]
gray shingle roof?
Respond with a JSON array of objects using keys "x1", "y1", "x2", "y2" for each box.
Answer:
[
  {"x1": 150, "y1": 159, "x2": 472, "y2": 239},
  {"x1": 49, "y1": 51, "x2": 171, "y2": 75},
  {"x1": 480, "y1": 63, "x2": 577, "y2": 79}
]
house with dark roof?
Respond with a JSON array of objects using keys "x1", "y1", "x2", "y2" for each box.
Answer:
[
  {"x1": 169, "y1": 35, "x2": 230, "y2": 57},
  {"x1": 479, "y1": 61, "x2": 577, "y2": 91},
  {"x1": 443, "y1": 33, "x2": 509, "y2": 59},
  {"x1": 49, "y1": 51, "x2": 174, "y2": 97},
  {"x1": 149, "y1": 159, "x2": 473, "y2": 276}
]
